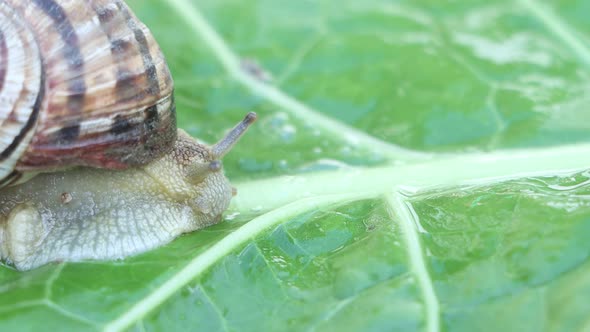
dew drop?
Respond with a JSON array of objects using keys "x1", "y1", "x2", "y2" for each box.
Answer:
[
  {"x1": 278, "y1": 159, "x2": 288, "y2": 169},
  {"x1": 280, "y1": 124, "x2": 297, "y2": 141},
  {"x1": 262, "y1": 112, "x2": 297, "y2": 142}
]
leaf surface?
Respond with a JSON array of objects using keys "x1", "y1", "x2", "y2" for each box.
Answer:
[{"x1": 2, "y1": 0, "x2": 590, "y2": 331}]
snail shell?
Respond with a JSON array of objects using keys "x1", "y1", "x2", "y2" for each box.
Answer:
[{"x1": 0, "y1": 0, "x2": 175, "y2": 186}]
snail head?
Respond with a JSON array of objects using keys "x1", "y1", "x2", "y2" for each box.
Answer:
[{"x1": 144, "y1": 112, "x2": 257, "y2": 219}]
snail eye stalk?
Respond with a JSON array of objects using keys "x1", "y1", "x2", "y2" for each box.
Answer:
[{"x1": 211, "y1": 112, "x2": 257, "y2": 159}]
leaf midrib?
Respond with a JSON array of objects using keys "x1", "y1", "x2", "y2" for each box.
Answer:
[{"x1": 233, "y1": 142, "x2": 590, "y2": 212}]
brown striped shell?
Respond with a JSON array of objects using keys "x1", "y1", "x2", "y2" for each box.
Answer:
[{"x1": 0, "y1": 0, "x2": 176, "y2": 186}]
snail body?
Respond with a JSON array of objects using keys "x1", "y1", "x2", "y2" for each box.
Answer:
[
  {"x1": 0, "y1": 114, "x2": 256, "y2": 271},
  {"x1": 0, "y1": 0, "x2": 256, "y2": 271}
]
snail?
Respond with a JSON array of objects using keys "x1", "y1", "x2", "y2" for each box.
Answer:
[{"x1": 0, "y1": 0, "x2": 255, "y2": 270}]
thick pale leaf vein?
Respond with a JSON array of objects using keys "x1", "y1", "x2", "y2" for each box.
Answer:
[{"x1": 386, "y1": 192, "x2": 439, "y2": 332}]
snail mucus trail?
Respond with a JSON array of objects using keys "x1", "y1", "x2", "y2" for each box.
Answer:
[{"x1": 0, "y1": 112, "x2": 257, "y2": 271}]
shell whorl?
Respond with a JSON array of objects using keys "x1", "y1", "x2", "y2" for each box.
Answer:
[
  {"x1": 0, "y1": 2, "x2": 43, "y2": 186},
  {"x1": 0, "y1": 0, "x2": 176, "y2": 185}
]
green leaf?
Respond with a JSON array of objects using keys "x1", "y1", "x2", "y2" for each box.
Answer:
[{"x1": 2, "y1": 0, "x2": 590, "y2": 331}]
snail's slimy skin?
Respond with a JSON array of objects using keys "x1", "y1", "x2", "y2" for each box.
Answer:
[{"x1": 0, "y1": 130, "x2": 233, "y2": 271}]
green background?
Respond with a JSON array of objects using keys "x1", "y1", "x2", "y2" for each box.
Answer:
[{"x1": 1, "y1": 0, "x2": 590, "y2": 331}]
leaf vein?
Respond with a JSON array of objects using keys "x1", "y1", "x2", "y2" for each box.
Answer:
[
  {"x1": 518, "y1": 0, "x2": 590, "y2": 68},
  {"x1": 385, "y1": 192, "x2": 439, "y2": 332},
  {"x1": 164, "y1": 0, "x2": 433, "y2": 163},
  {"x1": 102, "y1": 194, "x2": 363, "y2": 332},
  {"x1": 251, "y1": 242, "x2": 291, "y2": 298},
  {"x1": 197, "y1": 285, "x2": 230, "y2": 332}
]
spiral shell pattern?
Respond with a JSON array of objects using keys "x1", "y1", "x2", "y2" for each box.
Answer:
[{"x1": 0, "y1": 0, "x2": 176, "y2": 186}]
